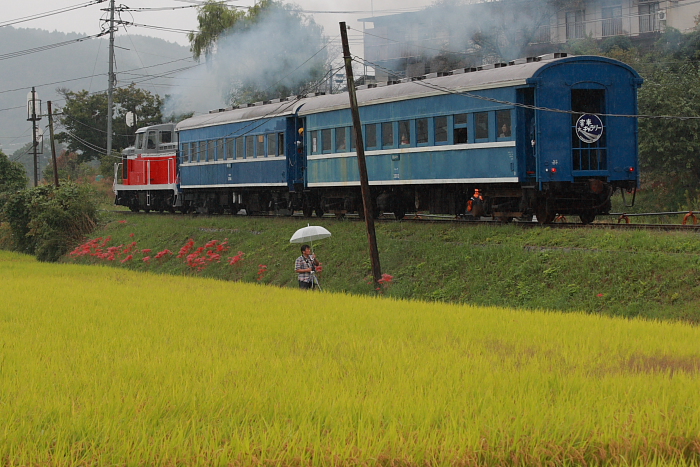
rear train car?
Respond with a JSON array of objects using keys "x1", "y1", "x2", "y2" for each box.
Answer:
[{"x1": 297, "y1": 53, "x2": 641, "y2": 223}]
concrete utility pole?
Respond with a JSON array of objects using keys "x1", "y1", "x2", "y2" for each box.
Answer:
[
  {"x1": 106, "y1": 0, "x2": 116, "y2": 160},
  {"x1": 47, "y1": 101, "x2": 59, "y2": 188},
  {"x1": 27, "y1": 87, "x2": 41, "y2": 187},
  {"x1": 340, "y1": 21, "x2": 382, "y2": 290}
]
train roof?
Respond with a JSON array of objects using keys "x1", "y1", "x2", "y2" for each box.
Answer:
[{"x1": 176, "y1": 54, "x2": 641, "y2": 131}]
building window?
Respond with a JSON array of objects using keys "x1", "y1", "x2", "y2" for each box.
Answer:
[
  {"x1": 602, "y1": 6, "x2": 622, "y2": 37},
  {"x1": 566, "y1": 10, "x2": 585, "y2": 40},
  {"x1": 497, "y1": 110, "x2": 512, "y2": 138},
  {"x1": 417, "y1": 118, "x2": 429, "y2": 145},
  {"x1": 475, "y1": 112, "x2": 489, "y2": 140},
  {"x1": 435, "y1": 116, "x2": 448, "y2": 143},
  {"x1": 382, "y1": 122, "x2": 394, "y2": 148},
  {"x1": 453, "y1": 113, "x2": 468, "y2": 144},
  {"x1": 639, "y1": 2, "x2": 659, "y2": 33}
]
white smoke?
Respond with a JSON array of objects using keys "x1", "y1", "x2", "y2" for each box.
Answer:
[{"x1": 163, "y1": 5, "x2": 328, "y2": 117}]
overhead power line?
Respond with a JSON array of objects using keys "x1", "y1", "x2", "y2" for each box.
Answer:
[
  {"x1": 0, "y1": 32, "x2": 108, "y2": 61},
  {"x1": 0, "y1": 0, "x2": 107, "y2": 28}
]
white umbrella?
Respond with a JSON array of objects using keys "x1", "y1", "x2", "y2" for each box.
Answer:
[{"x1": 290, "y1": 224, "x2": 331, "y2": 244}]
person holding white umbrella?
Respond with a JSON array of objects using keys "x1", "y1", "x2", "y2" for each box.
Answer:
[
  {"x1": 290, "y1": 225, "x2": 331, "y2": 290},
  {"x1": 295, "y1": 244, "x2": 320, "y2": 290}
]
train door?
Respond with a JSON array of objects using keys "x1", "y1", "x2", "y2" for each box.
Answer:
[
  {"x1": 517, "y1": 88, "x2": 536, "y2": 180},
  {"x1": 571, "y1": 88, "x2": 607, "y2": 175},
  {"x1": 286, "y1": 117, "x2": 306, "y2": 191}
]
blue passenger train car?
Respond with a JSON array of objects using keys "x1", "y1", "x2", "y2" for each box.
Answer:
[{"x1": 124, "y1": 53, "x2": 641, "y2": 223}]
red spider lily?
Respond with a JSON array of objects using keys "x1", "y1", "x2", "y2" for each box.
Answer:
[
  {"x1": 228, "y1": 251, "x2": 245, "y2": 265},
  {"x1": 378, "y1": 273, "x2": 394, "y2": 284},
  {"x1": 205, "y1": 251, "x2": 221, "y2": 262},
  {"x1": 154, "y1": 249, "x2": 173, "y2": 259},
  {"x1": 257, "y1": 264, "x2": 268, "y2": 281},
  {"x1": 143, "y1": 256, "x2": 151, "y2": 263},
  {"x1": 141, "y1": 249, "x2": 152, "y2": 254},
  {"x1": 204, "y1": 239, "x2": 218, "y2": 249},
  {"x1": 120, "y1": 255, "x2": 133, "y2": 263},
  {"x1": 118, "y1": 220, "x2": 127, "y2": 224},
  {"x1": 177, "y1": 239, "x2": 195, "y2": 258},
  {"x1": 129, "y1": 233, "x2": 135, "y2": 237}
]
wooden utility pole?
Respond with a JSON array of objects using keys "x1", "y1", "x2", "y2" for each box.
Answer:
[
  {"x1": 106, "y1": 0, "x2": 115, "y2": 160},
  {"x1": 340, "y1": 22, "x2": 382, "y2": 289},
  {"x1": 29, "y1": 87, "x2": 39, "y2": 187},
  {"x1": 47, "y1": 101, "x2": 59, "y2": 188}
]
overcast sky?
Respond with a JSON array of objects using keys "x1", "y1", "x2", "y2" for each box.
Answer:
[{"x1": 4, "y1": 0, "x2": 434, "y2": 49}]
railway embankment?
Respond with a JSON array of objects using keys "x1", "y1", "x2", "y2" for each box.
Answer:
[{"x1": 63, "y1": 210, "x2": 700, "y2": 323}]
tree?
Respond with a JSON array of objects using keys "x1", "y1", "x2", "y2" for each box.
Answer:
[
  {"x1": 188, "y1": 1, "x2": 245, "y2": 61},
  {"x1": 0, "y1": 149, "x2": 29, "y2": 195},
  {"x1": 56, "y1": 84, "x2": 163, "y2": 163}
]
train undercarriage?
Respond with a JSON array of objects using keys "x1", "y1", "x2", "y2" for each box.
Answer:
[{"x1": 116, "y1": 178, "x2": 631, "y2": 225}]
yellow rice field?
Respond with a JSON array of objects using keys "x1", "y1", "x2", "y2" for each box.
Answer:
[{"x1": 2, "y1": 250, "x2": 700, "y2": 466}]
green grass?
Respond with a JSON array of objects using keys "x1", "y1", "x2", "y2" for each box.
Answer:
[
  {"x1": 3, "y1": 250, "x2": 700, "y2": 465},
  {"x1": 65, "y1": 211, "x2": 700, "y2": 323}
]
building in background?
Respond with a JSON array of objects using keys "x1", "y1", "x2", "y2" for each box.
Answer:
[{"x1": 360, "y1": 0, "x2": 697, "y2": 80}]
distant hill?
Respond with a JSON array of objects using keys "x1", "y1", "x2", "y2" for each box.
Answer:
[{"x1": 0, "y1": 26, "x2": 191, "y2": 167}]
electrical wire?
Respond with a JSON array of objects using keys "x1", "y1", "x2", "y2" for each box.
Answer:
[
  {"x1": 0, "y1": 0, "x2": 106, "y2": 28},
  {"x1": 0, "y1": 32, "x2": 108, "y2": 61}
]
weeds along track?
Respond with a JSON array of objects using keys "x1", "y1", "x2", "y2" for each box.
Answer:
[{"x1": 110, "y1": 209, "x2": 700, "y2": 232}]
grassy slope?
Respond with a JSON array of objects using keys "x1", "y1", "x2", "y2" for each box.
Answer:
[{"x1": 64, "y1": 210, "x2": 700, "y2": 323}]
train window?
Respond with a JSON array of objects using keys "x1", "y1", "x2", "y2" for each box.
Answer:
[
  {"x1": 181, "y1": 143, "x2": 189, "y2": 163},
  {"x1": 268, "y1": 133, "x2": 277, "y2": 157},
  {"x1": 217, "y1": 139, "x2": 224, "y2": 161},
  {"x1": 135, "y1": 133, "x2": 144, "y2": 150},
  {"x1": 278, "y1": 133, "x2": 285, "y2": 156},
  {"x1": 246, "y1": 135, "x2": 254, "y2": 158},
  {"x1": 366, "y1": 124, "x2": 378, "y2": 149},
  {"x1": 454, "y1": 114, "x2": 468, "y2": 144},
  {"x1": 382, "y1": 122, "x2": 394, "y2": 148},
  {"x1": 226, "y1": 138, "x2": 234, "y2": 160},
  {"x1": 417, "y1": 118, "x2": 429, "y2": 145},
  {"x1": 257, "y1": 135, "x2": 265, "y2": 157},
  {"x1": 197, "y1": 141, "x2": 205, "y2": 162},
  {"x1": 322, "y1": 129, "x2": 332, "y2": 152},
  {"x1": 350, "y1": 127, "x2": 356, "y2": 151},
  {"x1": 335, "y1": 127, "x2": 347, "y2": 152},
  {"x1": 454, "y1": 127, "x2": 468, "y2": 144},
  {"x1": 475, "y1": 112, "x2": 489, "y2": 140},
  {"x1": 497, "y1": 110, "x2": 512, "y2": 138},
  {"x1": 236, "y1": 137, "x2": 244, "y2": 159},
  {"x1": 399, "y1": 120, "x2": 411, "y2": 146},
  {"x1": 160, "y1": 131, "x2": 172, "y2": 144},
  {"x1": 310, "y1": 130, "x2": 319, "y2": 153},
  {"x1": 207, "y1": 140, "x2": 215, "y2": 161},
  {"x1": 435, "y1": 116, "x2": 448, "y2": 143},
  {"x1": 147, "y1": 130, "x2": 157, "y2": 150}
]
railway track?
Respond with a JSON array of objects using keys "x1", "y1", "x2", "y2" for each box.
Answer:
[{"x1": 108, "y1": 209, "x2": 700, "y2": 232}]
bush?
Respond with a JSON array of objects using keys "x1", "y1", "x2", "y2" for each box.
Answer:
[{"x1": 1, "y1": 182, "x2": 97, "y2": 262}]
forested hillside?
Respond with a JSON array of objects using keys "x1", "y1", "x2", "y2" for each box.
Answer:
[{"x1": 0, "y1": 26, "x2": 189, "y2": 163}]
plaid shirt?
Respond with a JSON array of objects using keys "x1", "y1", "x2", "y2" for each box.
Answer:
[{"x1": 295, "y1": 255, "x2": 314, "y2": 282}]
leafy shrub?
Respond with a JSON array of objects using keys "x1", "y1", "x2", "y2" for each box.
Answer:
[{"x1": 1, "y1": 182, "x2": 97, "y2": 262}]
